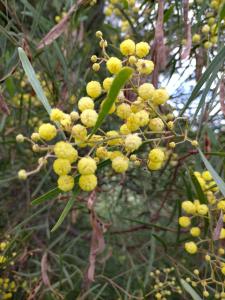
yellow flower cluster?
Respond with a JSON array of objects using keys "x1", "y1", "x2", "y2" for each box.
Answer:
[
  {"x1": 192, "y1": 0, "x2": 224, "y2": 49},
  {"x1": 17, "y1": 34, "x2": 197, "y2": 195}
]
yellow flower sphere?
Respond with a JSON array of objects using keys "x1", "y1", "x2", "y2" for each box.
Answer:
[
  {"x1": 103, "y1": 77, "x2": 114, "y2": 91},
  {"x1": 79, "y1": 174, "x2": 97, "y2": 191},
  {"x1": 126, "y1": 113, "x2": 140, "y2": 132},
  {"x1": 120, "y1": 124, "x2": 131, "y2": 135},
  {"x1": 120, "y1": 39, "x2": 135, "y2": 56},
  {"x1": 18, "y1": 169, "x2": 27, "y2": 180},
  {"x1": 80, "y1": 109, "x2": 98, "y2": 128},
  {"x1": 38, "y1": 123, "x2": 57, "y2": 141},
  {"x1": 196, "y1": 204, "x2": 208, "y2": 216},
  {"x1": 78, "y1": 97, "x2": 94, "y2": 112},
  {"x1": 58, "y1": 175, "x2": 74, "y2": 192},
  {"x1": 86, "y1": 81, "x2": 102, "y2": 98},
  {"x1": 50, "y1": 108, "x2": 65, "y2": 121},
  {"x1": 78, "y1": 157, "x2": 97, "y2": 175},
  {"x1": 53, "y1": 158, "x2": 71, "y2": 176},
  {"x1": 124, "y1": 134, "x2": 142, "y2": 152},
  {"x1": 148, "y1": 148, "x2": 165, "y2": 163},
  {"x1": 181, "y1": 201, "x2": 196, "y2": 214},
  {"x1": 149, "y1": 118, "x2": 164, "y2": 132},
  {"x1": 116, "y1": 103, "x2": 132, "y2": 120},
  {"x1": 106, "y1": 57, "x2": 122, "y2": 74},
  {"x1": 135, "y1": 42, "x2": 150, "y2": 58},
  {"x1": 106, "y1": 130, "x2": 122, "y2": 146},
  {"x1": 112, "y1": 156, "x2": 129, "y2": 173},
  {"x1": 54, "y1": 141, "x2": 78, "y2": 163},
  {"x1": 179, "y1": 216, "x2": 191, "y2": 228},
  {"x1": 151, "y1": 89, "x2": 169, "y2": 105},
  {"x1": 136, "y1": 110, "x2": 149, "y2": 127},
  {"x1": 136, "y1": 59, "x2": 154, "y2": 74},
  {"x1": 72, "y1": 124, "x2": 87, "y2": 140},
  {"x1": 147, "y1": 161, "x2": 162, "y2": 171},
  {"x1": 96, "y1": 147, "x2": 108, "y2": 160},
  {"x1": 202, "y1": 171, "x2": 212, "y2": 181},
  {"x1": 185, "y1": 241, "x2": 198, "y2": 254},
  {"x1": 138, "y1": 83, "x2": 155, "y2": 100},
  {"x1": 190, "y1": 227, "x2": 201, "y2": 237}
]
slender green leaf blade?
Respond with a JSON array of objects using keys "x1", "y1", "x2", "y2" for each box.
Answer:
[
  {"x1": 18, "y1": 47, "x2": 52, "y2": 115},
  {"x1": 199, "y1": 149, "x2": 225, "y2": 197},
  {"x1": 31, "y1": 187, "x2": 60, "y2": 206},
  {"x1": 180, "y1": 279, "x2": 202, "y2": 300},
  {"x1": 51, "y1": 189, "x2": 79, "y2": 232},
  {"x1": 190, "y1": 171, "x2": 207, "y2": 204},
  {"x1": 180, "y1": 45, "x2": 225, "y2": 116},
  {"x1": 90, "y1": 67, "x2": 133, "y2": 137}
]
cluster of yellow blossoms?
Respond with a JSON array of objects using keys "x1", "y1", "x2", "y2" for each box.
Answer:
[
  {"x1": 149, "y1": 268, "x2": 182, "y2": 299},
  {"x1": 0, "y1": 239, "x2": 19, "y2": 299},
  {"x1": 178, "y1": 170, "x2": 225, "y2": 298},
  {"x1": 17, "y1": 33, "x2": 197, "y2": 194},
  {"x1": 192, "y1": 0, "x2": 224, "y2": 49}
]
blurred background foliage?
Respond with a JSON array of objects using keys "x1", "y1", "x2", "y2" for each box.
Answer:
[{"x1": 0, "y1": 0, "x2": 225, "y2": 299}]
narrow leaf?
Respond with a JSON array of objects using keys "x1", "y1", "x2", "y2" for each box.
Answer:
[
  {"x1": 199, "y1": 148, "x2": 225, "y2": 197},
  {"x1": 18, "y1": 47, "x2": 52, "y2": 115},
  {"x1": 31, "y1": 187, "x2": 60, "y2": 206},
  {"x1": 180, "y1": 279, "x2": 202, "y2": 300},
  {"x1": 190, "y1": 171, "x2": 207, "y2": 204},
  {"x1": 180, "y1": 45, "x2": 225, "y2": 116},
  {"x1": 90, "y1": 67, "x2": 133, "y2": 137}
]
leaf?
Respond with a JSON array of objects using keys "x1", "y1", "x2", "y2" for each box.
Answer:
[
  {"x1": 37, "y1": 4, "x2": 77, "y2": 49},
  {"x1": 164, "y1": 4, "x2": 175, "y2": 23},
  {"x1": 199, "y1": 149, "x2": 225, "y2": 198},
  {"x1": 90, "y1": 67, "x2": 133, "y2": 137},
  {"x1": 180, "y1": 45, "x2": 225, "y2": 116},
  {"x1": 218, "y1": 2, "x2": 225, "y2": 30},
  {"x1": 31, "y1": 187, "x2": 60, "y2": 206},
  {"x1": 18, "y1": 47, "x2": 52, "y2": 115},
  {"x1": 180, "y1": 279, "x2": 202, "y2": 300},
  {"x1": 51, "y1": 189, "x2": 79, "y2": 232},
  {"x1": 190, "y1": 171, "x2": 207, "y2": 204},
  {"x1": 41, "y1": 252, "x2": 51, "y2": 287}
]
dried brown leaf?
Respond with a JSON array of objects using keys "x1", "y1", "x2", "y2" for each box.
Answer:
[
  {"x1": 37, "y1": 1, "x2": 84, "y2": 50},
  {"x1": 41, "y1": 252, "x2": 51, "y2": 287},
  {"x1": 213, "y1": 211, "x2": 224, "y2": 240},
  {"x1": 181, "y1": 0, "x2": 192, "y2": 59}
]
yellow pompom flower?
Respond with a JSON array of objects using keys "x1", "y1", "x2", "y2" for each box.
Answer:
[
  {"x1": 196, "y1": 204, "x2": 208, "y2": 216},
  {"x1": 53, "y1": 158, "x2": 71, "y2": 176},
  {"x1": 192, "y1": 34, "x2": 201, "y2": 43},
  {"x1": 149, "y1": 118, "x2": 164, "y2": 132},
  {"x1": 136, "y1": 110, "x2": 149, "y2": 127},
  {"x1": 179, "y1": 216, "x2": 191, "y2": 228},
  {"x1": 54, "y1": 141, "x2": 78, "y2": 163},
  {"x1": 86, "y1": 81, "x2": 102, "y2": 98},
  {"x1": 58, "y1": 175, "x2": 74, "y2": 192},
  {"x1": 181, "y1": 201, "x2": 196, "y2": 214},
  {"x1": 148, "y1": 148, "x2": 165, "y2": 163},
  {"x1": 202, "y1": 24, "x2": 210, "y2": 33},
  {"x1": 18, "y1": 169, "x2": 27, "y2": 180},
  {"x1": 77, "y1": 157, "x2": 97, "y2": 175},
  {"x1": 220, "y1": 228, "x2": 225, "y2": 239},
  {"x1": 124, "y1": 134, "x2": 142, "y2": 152},
  {"x1": 116, "y1": 103, "x2": 132, "y2": 119},
  {"x1": 147, "y1": 161, "x2": 162, "y2": 171},
  {"x1": 106, "y1": 57, "x2": 122, "y2": 74},
  {"x1": 120, "y1": 124, "x2": 131, "y2": 135},
  {"x1": 78, "y1": 97, "x2": 94, "y2": 112},
  {"x1": 103, "y1": 77, "x2": 114, "y2": 91},
  {"x1": 217, "y1": 200, "x2": 225, "y2": 212},
  {"x1": 108, "y1": 151, "x2": 123, "y2": 160},
  {"x1": 126, "y1": 113, "x2": 140, "y2": 132},
  {"x1": 79, "y1": 174, "x2": 97, "y2": 191},
  {"x1": 96, "y1": 147, "x2": 108, "y2": 160},
  {"x1": 106, "y1": 130, "x2": 122, "y2": 146},
  {"x1": 136, "y1": 59, "x2": 154, "y2": 74},
  {"x1": 202, "y1": 171, "x2": 212, "y2": 181},
  {"x1": 50, "y1": 108, "x2": 65, "y2": 121},
  {"x1": 120, "y1": 39, "x2": 135, "y2": 56},
  {"x1": 112, "y1": 156, "x2": 129, "y2": 173},
  {"x1": 151, "y1": 88, "x2": 169, "y2": 105},
  {"x1": 135, "y1": 42, "x2": 150, "y2": 58},
  {"x1": 72, "y1": 124, "x2": 87, "y2": 140},
  {"x1": 138, "y1": 83, "x2": 155, "y2": 100},
  {"x1": 38, "y1": 123, "x2": 57, "y2": 141},
  {"x1": 80, "y1": 109, "x2": 98, "y2": 128},
  {"x1": 190, "y1": 227, "x2": 201, "y2": 237},
  {"x1": 185, "y1": 241, "x2": 198, "y2": 254}
]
